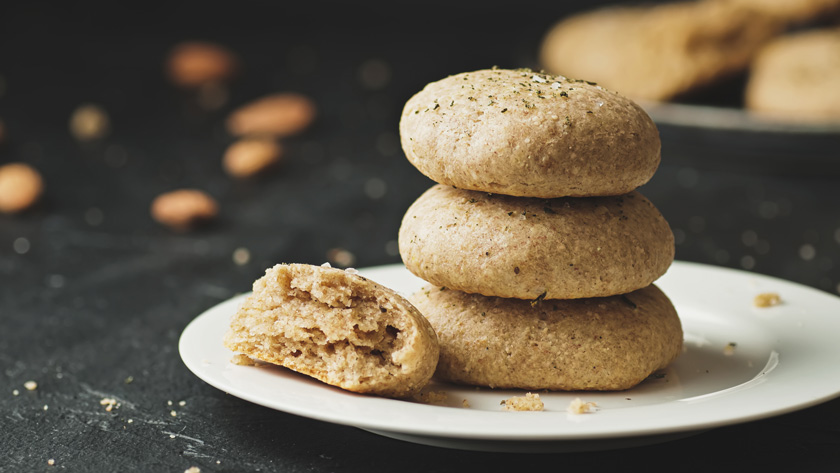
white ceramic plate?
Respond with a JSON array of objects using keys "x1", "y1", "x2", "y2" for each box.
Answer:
[
  {"x1": 641, "y1": 101, "x2": 840, "y2": 134},
  {"x1": 179, "y1": 261, "x2": 840, "y2": 452}
]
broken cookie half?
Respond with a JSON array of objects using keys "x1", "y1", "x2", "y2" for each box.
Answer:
[{"x1": 224, "y1": 263, "x2": 439, "y2": 398}]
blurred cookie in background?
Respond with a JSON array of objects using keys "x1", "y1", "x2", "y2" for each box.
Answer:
[
  {"x1": 538, "y1": 0, "x2": 784, "y2": 103},
  {"x1": 712, "y1": 0, "x2": 840, "y2": 26},
  {"x1": 745, "y1": 28, "x2": 840, "y2": 122}
]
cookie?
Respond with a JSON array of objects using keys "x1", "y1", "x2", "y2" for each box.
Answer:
[
  {"x1": 745, "y1": 28, "x2": 840, "y2": 121},
  {"x1": 223, "y1": 263, "x2": 439, "y2": 398},
  {"x1": 399, "y1": 68, "x2": 660, "y2": 198},
  {"x1": 398, "y1": 184, "x2": 674, "y2": 300},
  {"x1": 539, "y1": 2, "x2": 783, "y2": 102},
  {"x1": 713, "y1": 0, "x2": 840, "y2": 26},
  {"x1": 409, "y1": 284, "x2": 683, "y2": 391}
]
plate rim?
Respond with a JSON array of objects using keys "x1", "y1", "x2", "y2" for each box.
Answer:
[{"x1": 641, "y1": 100, "x2": 840, "y2": 134}]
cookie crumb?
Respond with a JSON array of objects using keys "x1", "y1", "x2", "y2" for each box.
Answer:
[
  {"x1": 462, "y1": 399, "x2": 471, "y2": 408},
  {"x1": 12, "y1": 389, "x2": 19, "y2": 396},
  {"x1": 23, "y1": 381, "x2": 37, "y2": 391},
  {"x1": 567, "y1": 397, "x2": 597, "y2": 414},
  {"x1": 100, "y1": 398, "x2": 119, "y2": 412},
  {"x1": 503, "y1": 392, "x2": 544, "y2": 411},
  {"x1": 184, "y1": 467, "x2": 201, "y2": 473},
  {"x1": 754, "y1": 292, "x2": 781, "y2": 308},
  {"x1": 723, "y1": 342, "x2": 737, "y2": 356},
  {"x1": 170, "y1": 410, "x2": 177, "y2": 417},
  {"x1": 47, "y1": 459, "x2": 55, "y2": 466},
  {"x1": 230, "y1": 354, "x2": 260, "y2": 366}
]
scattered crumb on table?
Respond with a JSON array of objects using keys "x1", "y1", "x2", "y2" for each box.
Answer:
[{"x1": 100, "y1": 397, "x2": 120, "y2": 412}]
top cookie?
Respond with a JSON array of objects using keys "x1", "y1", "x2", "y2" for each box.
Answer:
[{"x1": 399, "y1": 68, "x2": 660, "y2": 198}]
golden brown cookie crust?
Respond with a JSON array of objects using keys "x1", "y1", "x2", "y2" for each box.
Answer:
[
  {"x1": 223, "y1": 263, "x2": 440, "y2": 398},
  {"x1": 399, "y1": 68, "x2": 660, "y2": 198},
  {"x1": 399, "y1": 185, "x2": 674, "y2": 300},
  {"x1": 410, "y1": 284, "x2": 683, "y2": 391}
]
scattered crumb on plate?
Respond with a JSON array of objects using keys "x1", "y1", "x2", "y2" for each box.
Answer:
[
  {"x1": 754, "y1": 292, "x2": 781, "y2": 308},
  {"x1": 24, "y1": 381, "x2": 37, "y2": 391},
  {"x1": 723, "y1": 342, "x2": 737, "y2": 356},
  {"x1": 567, "y1": 397, "x2": 597, "y2": 414},
  {"x1": 230, "y1": 354, "x2": 261, "y2": 366},
  {"x1": 502, "y1": 392, "x2": 544, "y2": 411},
  {"x1": 100, "y1": 398, "x2": 120, "y2": 412}
]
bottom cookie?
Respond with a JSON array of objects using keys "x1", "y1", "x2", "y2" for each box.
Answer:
[{"x1": 409, "y1": 284, "x2": 682, "y2": 391}]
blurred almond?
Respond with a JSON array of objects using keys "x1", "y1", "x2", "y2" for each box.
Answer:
[
  {"x1": 226, "y1": 93, "x2": 316, "y2": 137},
  {"x1": 0, "y1": 163, "x2": 43, "y2": 213},
  {"x1": 223, "y1": 137, "x2": 283, "y2": 178},
  {"x1": 150, "y1": 189, "x2": 218, "y2": 231},
  {"x1": 167, "y1": 41, "x2": 238, "y2": 88},
  {"x1": 69, "y1": 104, "x2": 110, "y2": 141}
]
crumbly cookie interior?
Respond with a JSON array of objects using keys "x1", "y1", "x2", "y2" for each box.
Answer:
[{"x1": 224, "y1": 266, "x2": 415, "y2": 391}]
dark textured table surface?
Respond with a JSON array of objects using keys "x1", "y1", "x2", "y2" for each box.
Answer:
[{"x1": 2, "y1": 1, "x2": 840, "y2": 472}]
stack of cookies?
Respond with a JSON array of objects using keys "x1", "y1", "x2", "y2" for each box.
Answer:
[{"x1": 397, "y1": 68, "x2": 683, "y2": 391}]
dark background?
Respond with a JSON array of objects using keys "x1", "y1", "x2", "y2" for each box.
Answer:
[{"x1": 2, "y1": 1, "x2": 839, "y2": 472}]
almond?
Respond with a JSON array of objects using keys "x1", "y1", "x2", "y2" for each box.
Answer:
[
  {"x1": 69, "y1": 104, "x2": 110, "y2": 141},
  {"x1": 0, "y1": 163, "x2": 43, "y2": 213},
  {"x1": 223, "y1": 137, "x2": 283, "y2": 178},
  {"x1": 150, "y1": 189, "x2": 218, "y2": 230},
  {"x1": 226, "y1": 93, "x2": 316, "y2": 137},
  {"x1": 167, "y1": 41, "x2": 238, "y2": 88}
]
